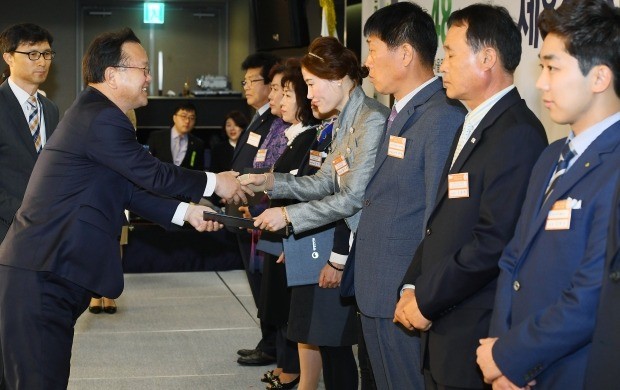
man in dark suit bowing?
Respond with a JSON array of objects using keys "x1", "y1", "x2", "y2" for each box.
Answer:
[
  {"x1": 0, "y1": 23, "x2": 59, "y2": 243},
  {"x1": 476, "y1": 1, "x2": 620, "y2": 388},
  {"x1": 0, "y1": 28, "x2": 249, "y2": 389},
  {"x1": 393, "y1": 5, "x2": 547, "y2": 390},
  {"x1": 147, "y1": 102, "x2": 205, "y2": 170},
  {"x1": 233, "y1": 52, "x2": 281, "y2": 366},
  {"x1": 351, "y1": 3, "x2": 466, "y2": 389}
]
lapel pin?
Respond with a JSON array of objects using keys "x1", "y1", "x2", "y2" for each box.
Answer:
[
  {"x1": 349, "y1": 127, "x2": 354, "y2": 134},
  {"x1": 470, "y1": 138, "x2": 476, "y2": 143},
  {"x1": 585, "y1": 162, "x2": 590, "y2": 167}
]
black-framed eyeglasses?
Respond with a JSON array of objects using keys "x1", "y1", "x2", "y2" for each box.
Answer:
[
  {"x1": 113, "y1": 65, "x2": 150, "y2": 77},
  {"x1": 241, "y1": 78, "x2": 264, "y2": 87},
  {"x1": 175, "y1": 113, "x2": 196, "y2": 121},
  {"x1": 12, "y1": 50, "x2": 55, "y2": 61}
]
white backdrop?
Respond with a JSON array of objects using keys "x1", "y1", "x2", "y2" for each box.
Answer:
[{"x1": 360, "y1": 0, "x2": 620, "y2": 142}]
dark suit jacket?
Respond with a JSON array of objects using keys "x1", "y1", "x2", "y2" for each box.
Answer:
[
  {"x1": 230, "y1": 109, "x2": 276, "y2": 173},
  {"x1": 210, "y1": 140, "x2": 234, "y2": 173},
  {"x1": 147, "y1": 128, "x2": 205, "y2": 170},
  {"x1": 401, "y1": 88, "x2": 547, "y2": 388},
  {"x1": 585, "y1": 170, "x2": 620, "y2": 389},
  {"x1": 489, "y1": 120, "x2": 620, "y2": 388},
  {"x1": 0, "y1": 86, "x2": 208, "y2": 298},
  {"x1": 0, "y1": 81, "x2": 59, "y2": 242},
  {"x1": 353, "y1": 78, "x2": 466, "y2": 319}
]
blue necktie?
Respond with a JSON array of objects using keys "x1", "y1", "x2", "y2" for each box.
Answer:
[{"x1": 544, "y1": 140, "x2": 576, "y2": 203}]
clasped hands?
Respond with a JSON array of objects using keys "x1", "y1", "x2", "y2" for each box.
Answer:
[
  {"x1": 476, "y1": 338, "x2": 536, "y2": 390},
  {"x1": 393, "y1": 289, "x2": 432, "y2": 331}
]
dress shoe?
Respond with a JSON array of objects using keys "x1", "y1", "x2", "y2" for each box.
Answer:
[
  {"x1": 102, "y1": 297, "x2": 117, "y2": 314},
  {"x1": 237, "y1": 350, "x2": 276, "y2": 366},
  {"x1": 261, "y1": 369, "x2": 278, "y2": 383},
  {"x1": 266, "y1": 375, "x2": 300, "y2": 389},
  {"x1": 237, "y1": 348, "x2": 258, "y2": 357},
  {"x1": 88, "y1": 298, "x2": 102, "y2": 314}
]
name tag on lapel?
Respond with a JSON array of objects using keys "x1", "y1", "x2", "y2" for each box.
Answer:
[
  {"x1": 448, "y1": 173, "x2": 469, "y2": 198},
  {"x1": 309, "y1": 150, "x2": 324, "y2": 168},
  {"x1": 387, "y1": 136, "x2": 406, "y2": 159},
  {"x1": 247, "y1": 132, "x2": 261, "y2": 147},
  {"x1": 333, "y1": 155, "x2": 350, "y2": 176},
  {"x1": 255, "y1": 149, "x2": 267, "y2": 162},
  {"x1": 545, "y1": 199, "x2": 572, "y2": 230}
]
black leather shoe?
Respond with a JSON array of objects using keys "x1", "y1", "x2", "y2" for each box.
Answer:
[
  {"x1": 267, "y1": 375, "x2": 300, "y2": 389},
  {"x1": 88, "y1": 298, "x2": 102, "y2": 314},
  {"x1": 103, "y1": 298, "x2": 117, "y2": 314},
  {"x1": 237, "y1": 350, "x2": 276, "y2": 366},
  {"x1": 237, "y1": 348, "x2": 258, "y2": 357}
]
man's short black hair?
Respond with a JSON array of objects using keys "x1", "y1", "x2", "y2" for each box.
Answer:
[
  {"x1": 82, "y1": 28, "x2": 141, "y2": 85},
  {"x1": 241, "y1": 53, "x2": 281, "y2": 83},
  {"x1": 0, "y1": 23, "x2": 53, "y2": 54},
  {"x1": 173, "y1": 102, "x2": 197, "y2": 115}
]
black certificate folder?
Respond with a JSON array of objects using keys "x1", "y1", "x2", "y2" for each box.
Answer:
[{"x1": 203, "y1": 211, "x2": 287, "y2": 235}]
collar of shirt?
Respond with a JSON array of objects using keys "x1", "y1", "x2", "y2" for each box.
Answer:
[
  {"x1": 567, "y1": 111, "x2": 620, "y2": 168},
  {"x1": 171, "y1": 127, "x2": 188, "y2": 142},
  {"x1": 393, "y1": 76, "x2": 439, "y2": 113},
  {"x1": 256, "y1": 102, "x2": 270, "y2": 116},
  {"x1": 463, "y1": 84, "x2": 515, "y2": 132},
  {"x1": 8, "y1": 77, "x2": 38, "y2": 108}
]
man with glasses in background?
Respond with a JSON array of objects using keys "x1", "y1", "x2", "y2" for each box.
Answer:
[
  {"x1": 148, "y1": 102, "x2": 205, "y2": 170},
  {"x1": 0, "y1": 27, "x2": 249, "y2": 389}
]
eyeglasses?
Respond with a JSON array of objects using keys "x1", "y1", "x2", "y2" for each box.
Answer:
[
  {"x1": 113, "y1": 65, "x2": 150, "y2": 77},
  {"x1": 12, "y1": 50, "x2": 55, "y2": 61},
  {"x1": 175, "y1": 114, "x2": 196, "y2": 121},
  {"x1": 241, "y1": 78, "x2": 265, "y2": 87}
]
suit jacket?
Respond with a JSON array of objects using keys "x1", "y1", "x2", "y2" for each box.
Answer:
[
  {"x1": 147, "y1": 128, "x2": 205, "y2": 170},
  {"x1": 0, "y1": 81, "x2": 59, "y2": 242},
  {"x1": 585, "y1": 172, "x2": 620, "y2": 390},
  {"x1": 209, "y1": 140, "x2": 234, "y2": 173},
  {"x1": 353, "y1": 78, "x2": 466, "y2": 318},
  {"x1": 401, "y1": 88, "x2": 547, "y2": 388},
  {"x1": 230, "y1": 109, "x2": 276, "y2": 173},
  {"x1": 270, "y1": 86, "x2": 389, "y2": 234},
  {"x1": 490, "y1": 120, "x2": 620, "y2": 388},
  {"x1": 0, "y1": 87, "x2": 208, "y2": 298}
]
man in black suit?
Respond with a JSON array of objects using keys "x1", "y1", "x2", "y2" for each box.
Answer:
[
  {"x1": 233, "y1": 52, "x2": 280, "y2": 366},
  {"x1": 0, "y1": 28, "x2": 249, "y2": 389},
  {"x1": 393, "y1": 5, "x2": 547, "y2": 389},
  {"x1": 0, "y1": 23, "x2": 59, "y2": 243},
  {"x1": 147, "y1": 102, "x2": 205, "y2": 170}
]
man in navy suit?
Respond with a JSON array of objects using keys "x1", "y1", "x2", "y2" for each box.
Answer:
[
  {"x1": 0, "y1": 23, "x2": 59, "y2": 243},
  {"x1": 394, "y1": 5, "x2": 547, "y2": 389},
  {"x1": 476, "y1": 1, "x2": 620, "y2": 388},
  {"x1": 0, "y1": 28, "x2": 249, "y2": 389},
  {"x1": 233, "y1": 52, "x2": 280, "y2": 366},
  {"x1": 147, "y1": 102, "x2": 205, "y2": 170},
  {"x1": 351, "y1": 3, "x2": 465, "y2": 389}
]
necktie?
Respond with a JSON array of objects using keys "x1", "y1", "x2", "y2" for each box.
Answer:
[
  {"x1": 386, "y1": 105, "x2": 398, "y2": 134},
  {"x1": 172, "y1": 136, "x2": 182, "y2": 166},
  {"x1": 450, "y1": 121, "x2": 475, "y2": 168},
  {"x1": 27, "y1": 95, "x2": 42, "y2": 153},
  {"x1": 544, "y1": 140, "x2": 576, "y2": 203}
]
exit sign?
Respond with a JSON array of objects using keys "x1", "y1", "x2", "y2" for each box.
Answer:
[{"x1": 144, "y1": 3, "x2": 165, "y2": 24}]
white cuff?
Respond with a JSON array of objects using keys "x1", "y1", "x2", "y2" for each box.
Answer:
[
  {"x1": 400, "y1": 284, "x2": 415, "y2": 297},
  {"x1": 329, "y1": 252, "x2": 348, "y2": 265},
  {"x1": 203, "y1": 172, "x2": 216, "y2": 196},
  {"x1": 172, "y1": 202, "x2": 189, "y2": 226}
]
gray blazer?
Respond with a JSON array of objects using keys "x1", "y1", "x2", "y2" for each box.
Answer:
[
  {"x1": 0, "y1": 81, "x2": 59, "y2": 241},
  {"x1": 352, "y1": 78, "x2": 466, "y2": 318},
  {"x1": 271, "y1": 86, "x2": 389, "y2": 233}
]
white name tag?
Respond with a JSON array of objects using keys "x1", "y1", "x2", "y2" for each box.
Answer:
[
  {"x1": 247, "y1": 132, "x2": 261, "y2": 148},
  {"x1": 387, "y1": 136, "x2": 406, "y2": 159},
  {"x1": 545, "y1": 200, "x2": 572, "y2": 230},
  {"x1": 309, "y1": 150, "x2": 323, "y2": 168},
  {"x1": 255, "y1": 149, "x2": 267, "y2": 162},
  {"x1": 333, "y1": 155, "x2": 350, "y2": 176},
  {"x1": 448, "y1": 173, "x2": 469, "y2": 199}
]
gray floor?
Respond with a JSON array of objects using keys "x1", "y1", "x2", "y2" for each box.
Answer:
[{"x1": 69, "y1": 271, "x2": 284, "y2": 389}]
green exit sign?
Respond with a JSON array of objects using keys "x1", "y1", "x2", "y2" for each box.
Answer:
[{"x1": 144, "y1": 3, "x2": 165, "y2": 24}]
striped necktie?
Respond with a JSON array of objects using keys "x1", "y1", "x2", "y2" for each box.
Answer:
[
  {"x1": 544, "y1": 140, "x2": 576, "y2": 203},
  {"x1": 27, "y1": 95, "x2": 42, "y2": 153}
]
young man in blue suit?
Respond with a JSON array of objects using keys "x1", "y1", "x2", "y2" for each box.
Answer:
[
  {"x1": 394, "y1": 4, "x2": 548, "y2": 389},
  {"x1": 476, "y1": 1, "x2": 620, "y2": 388},
  {"x1": 351, "y1": 3, "x2": 466, "y2": 389},
  {"x1": 0, "y1": 28, "x2": 249, "y2": 389},
  {"x1": 0, "y1": 23, "x2": 59, "y2": 243}
]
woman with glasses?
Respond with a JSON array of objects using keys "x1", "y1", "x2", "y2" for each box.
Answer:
[{"x1": 241, "y1": 36, "x2": 389, "y2": 390}]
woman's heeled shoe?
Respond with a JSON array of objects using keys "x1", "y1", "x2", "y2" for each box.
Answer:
[
  {"x1": 261, "y1": 370, "x2": 278, "y2": 383},
  {"x1": 88, "y1": 298, "x2": 102, "y2": 314},
  {"x1": 266, "y1": 375, "x2": 300, "y2": 389},
  {"x1": 102, "y1": 297, "x2": 117, "y2": 314}
]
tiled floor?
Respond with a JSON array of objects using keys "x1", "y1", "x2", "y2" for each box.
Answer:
[{"x1": 69, "y1": 271, "x2": 277, "y2": 389}]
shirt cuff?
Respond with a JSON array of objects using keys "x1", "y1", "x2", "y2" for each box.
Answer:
[
  {"x1": 172, "y1": 202, "x2": 189, "y2": 226},
  {"x1": 329, "y1": 252, "x2": 348, "y2": 265},
  {"x1": 400, "y1": 284, "x2": 415, "y2": 296},
  {"x1": 203, "y1": 172, "x2": 216, "y2": 197}
]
